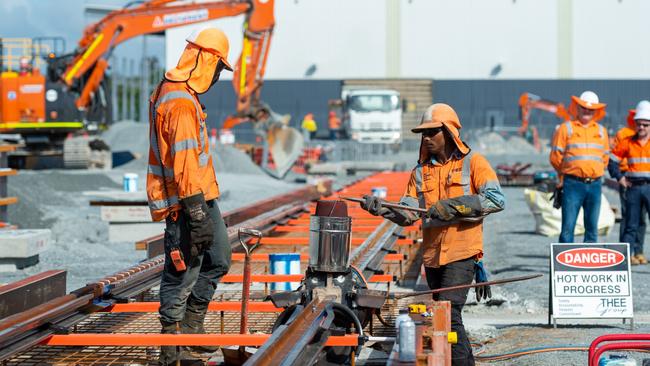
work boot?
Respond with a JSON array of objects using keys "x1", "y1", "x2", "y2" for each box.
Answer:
[
  {"x1": 181, "y1": 298, "x2": 219, "y2": 354},
  {"x1": 159, "y1": 320, "x2": 183, "y2": 365},
  {"x1": 631, "y1": 256, "x2": 641, "y2": 266},
  {"x1": 636, "y1": 254, "x2": 648, "y2": 265}
]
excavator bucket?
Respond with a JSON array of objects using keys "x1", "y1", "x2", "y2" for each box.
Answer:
[{"x1": 263, "y1": 124, "x2": 304, "y2": 179}]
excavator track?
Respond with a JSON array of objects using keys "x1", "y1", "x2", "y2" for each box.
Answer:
[{"x1": 63, "y1": 136, "x2": 111, "y2": 170}]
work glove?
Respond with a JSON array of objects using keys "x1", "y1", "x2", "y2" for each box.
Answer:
[
  {"x1": 427, "y1": 196, "x2": 482, "y2": 221},
  {"x1": 551, "y1": 186, "x2": 563, "y2": 209},
  {"x1": 360, "y1": 195, "x2": 389, "y2": 216},
  {"x1": 180, "y1": 193, "x2": 215, "y2": 257},
  {"x1": 474, "y1": 259, "x2": 492, "y2": 302}
]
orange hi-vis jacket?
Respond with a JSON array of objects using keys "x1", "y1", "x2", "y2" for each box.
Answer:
[
  {"x1": 147, "y1": 81, "x2": 219, "y2": 221},
  {"x1": 550, "y1": 120, "x2": 610, "y2": 179},
  {"x1": 613, "y1": 127, "x2": 636, "y2": 172},
  {"x1": 610, "y1": 136, "x2": 650, "y2": 180},
  {"x1": 400, "y1": 152, "x2": 505, "y2": 267}
]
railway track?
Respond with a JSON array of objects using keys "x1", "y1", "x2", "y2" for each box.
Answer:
[{"x1": 0, "y1": 172, "x2": 421, "y2": 365}]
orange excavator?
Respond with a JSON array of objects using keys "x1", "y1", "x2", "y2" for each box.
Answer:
[
  {"x1": 518, "y1": 92, "x2": 570, "y2": 151},
  {"x1": 0, "y1": 0, "x2": 302, "y2": 176}
]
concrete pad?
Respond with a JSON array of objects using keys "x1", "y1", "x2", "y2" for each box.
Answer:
[
  {"x1": 0, "y1": 229, "x2": 50, "y2": 258},
  {"x1": 100, "y1": 206, "x2": 152, "y2": 222}
]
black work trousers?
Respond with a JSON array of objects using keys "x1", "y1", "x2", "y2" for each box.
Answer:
[
  {"x1": 425, "y1": 257, "x2": 476, "y2": 366},
  {"x1": 159, "y1": 199, "x2": 232, "y2": 323}
]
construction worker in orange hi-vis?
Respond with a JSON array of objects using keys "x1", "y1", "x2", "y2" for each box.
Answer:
[
  {"x1": 611, "y1": 105, "x2": 647, "y2": 264},
  {"x1": 550, "y1": 91, "x2": 609, "y2": 244},
  {"x1": 609, "y1": 100, "x2": 650, "y2": 265},
  {"x1": 358, "y1": 104, "x2": 505, "y2": 366},
  {"x1": 328, "y1": 110, "x2": 342, "y2": 140},
  {"x1": 146, "y1": 27, "x2": 233, "y2": 365}
]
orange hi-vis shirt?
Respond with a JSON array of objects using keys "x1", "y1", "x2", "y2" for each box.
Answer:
[
  {"x1": 146, "y1": 81, "x2": 219, "y2": 221},
  {"x1": 550, "y1": 120, "x2": 610, "y2": 179},
  {"x1": 613, "y1": 127, "x2": 636, "y2": 172},
  {"x1": 400, "y1": 152, "x2": 505, "y2": 268},
  {"x1": 610, "y1": 136, "x2": 650, "y2": 180}
]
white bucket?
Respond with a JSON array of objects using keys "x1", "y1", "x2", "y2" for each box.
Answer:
[
  {"x1": 371, "y1": 186, "x2": 388, "y2": 198},
  {"x1": 269, "y1": 253, "x2": 301, "y2": 291},
  {"x1": 123, "y1": 173, "x2": 138, "y2": 192}
]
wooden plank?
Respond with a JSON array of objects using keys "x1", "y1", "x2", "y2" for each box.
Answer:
[
  {"x1": 0, "y1": 197, "x2": 18, "y2": 206},
  {"x1": 0, "y1": 145, "x2": 17, "y2": 153},
  {"x1": 0, "y1": 169, "x2": 17, "y2": 177}
]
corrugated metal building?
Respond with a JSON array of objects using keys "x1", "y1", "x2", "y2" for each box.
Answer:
[{"x1": 204, "y1": 79, "x2": 650, "y2": 141}]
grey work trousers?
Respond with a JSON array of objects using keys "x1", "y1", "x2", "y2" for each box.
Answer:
[{"x1": 159, "y1": 199, "x2": 231, "y2": 323}]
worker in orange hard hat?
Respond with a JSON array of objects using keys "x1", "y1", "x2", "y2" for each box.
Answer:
[
  {"x1": 146, "y1": 27, "x2": 233, "y2": 365},
  {"x1": 359, "y1": 104, "x2": 505, "y2": 366},
  {"x1": 609, "y1": 100, "x2": 650, "y2": 265},
  {"x1": 550, "y1": 91, "x2": 609, "y2": 243},
  {"x1": 611, "y1": 105, "x2": 647, "y2": 264},
  {"x1": 328, "y1": 111, "x2": 342, "y2": 140}
]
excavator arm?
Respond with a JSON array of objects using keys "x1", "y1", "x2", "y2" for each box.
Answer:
[
  {"x1": 518, "y1": 92, "x2": 570, "y2": 134},
  {"x1": 60, "y1": 0, "x2": 274, "y2": 115},
  {"x1": 59, "y1": 0, "x2": 300, "y2": 178}
]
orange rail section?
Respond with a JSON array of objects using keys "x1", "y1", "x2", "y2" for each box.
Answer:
[
  {"x1": 43, "y1": 334, "x2": 361, "y2": 347},
  {"x1": 105, "y1": 301, "x2": 283, "y2": 313},
  {"x1": 229, "y1": 253, "x2": 405, "y2": 262},
  {"x1": 255, "y1": 237, "x2": 413, "y2": 245},
  {"x1": 220, "y1": 274, "x2": 395, "y2": 283}
]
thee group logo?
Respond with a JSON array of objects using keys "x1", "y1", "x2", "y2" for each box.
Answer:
[{"x1": 556, "y1": 248, "x2": 624, "y2": 269}]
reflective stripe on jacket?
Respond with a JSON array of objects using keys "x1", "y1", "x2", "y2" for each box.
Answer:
[
  {"x1": 550, "y1": 120, "x2": 610, "y2": 179},
  {"x1": 146, "y1": 81, "x2": 219, "y2": 221},
  {"x1": 401, "y1": 151, "x2": 505, "y2": 267},
  {"x1": 610, "y1": 136, "x2": 650, "y2": 180}
]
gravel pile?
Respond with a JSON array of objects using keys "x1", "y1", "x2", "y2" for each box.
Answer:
[{"x1": 106, "y1": 121, "x2": 265, "y2": 175}]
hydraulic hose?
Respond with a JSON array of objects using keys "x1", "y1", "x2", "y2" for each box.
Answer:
[
  {"x1": 330, "y1": 302, "x2": 364, "y2": 356},
  {"x1": 475, "y1": 345, "x2": 650, "y2": 362}
]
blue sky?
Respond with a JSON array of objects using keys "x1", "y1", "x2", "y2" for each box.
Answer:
[{"x1": 0, "y1": 0, "x2": 165, "y2": 73}]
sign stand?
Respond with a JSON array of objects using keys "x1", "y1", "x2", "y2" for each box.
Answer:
[{"x1": 549, "y1": 243, "x2": 634, "y2": 330}]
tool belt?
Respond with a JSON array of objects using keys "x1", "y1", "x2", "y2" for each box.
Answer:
[{"x1": 565, "y1": 174, "x2": 601, "y2": 184}]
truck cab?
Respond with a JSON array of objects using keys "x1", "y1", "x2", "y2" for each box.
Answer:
[{"x1": 343, "y1": 89, "x2": 402, "y2": 144}]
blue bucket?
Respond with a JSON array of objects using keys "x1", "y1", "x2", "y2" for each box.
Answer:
[{"x1": 269, "y1": 253, "x2": 301, "y2": 291}]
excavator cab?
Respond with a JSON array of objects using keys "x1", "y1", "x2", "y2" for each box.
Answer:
[{"x1": 0, "y1": 38, "x2": 110, "y2": 169}]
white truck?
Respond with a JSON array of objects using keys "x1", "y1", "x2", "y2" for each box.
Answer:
[{"x1": 341, "y1": 88, "x2": 403, "y2": 145}]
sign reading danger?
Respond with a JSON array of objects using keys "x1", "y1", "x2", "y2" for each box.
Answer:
[{"x1": 551, "y1": 243, "x2": 633, "y2": 319}]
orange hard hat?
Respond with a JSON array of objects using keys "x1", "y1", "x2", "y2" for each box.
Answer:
[{"x1": 185, "y1": 27, "x2": 233, "y2": 71}]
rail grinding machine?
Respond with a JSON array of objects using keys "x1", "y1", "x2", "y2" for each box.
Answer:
[{"x1": 266, "y1": 200, "x2": 388, "y2": 364}]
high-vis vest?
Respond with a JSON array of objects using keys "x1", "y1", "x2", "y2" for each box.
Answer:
[
  {"x1": 401, "y1": 152, "x2": 504, "y2": 267},
  {"x1": 611, "y1": 137, "x2": 650, "y2": 180},
  {"x1": 147, "y1": 81, "x2": 219, "y2": 221},
  {"x1": 550, "y1": 120, "x2": 610, "y2": 179}
]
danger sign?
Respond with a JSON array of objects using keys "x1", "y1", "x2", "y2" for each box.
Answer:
[{"x1": 550, "y1": 243, "x2": 633, "y2": 320}]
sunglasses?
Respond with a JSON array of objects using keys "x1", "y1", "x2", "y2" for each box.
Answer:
[
  {"x1": 422, "y1": 128, "x2": 443, "y2": 137},
  {"x1": 638, "y1": 123, "x2": 650, "y2": 129}
]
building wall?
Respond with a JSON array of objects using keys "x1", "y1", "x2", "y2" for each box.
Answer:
[{"x1": 166, "y1": 0, "x2": 650, "y2": 79}]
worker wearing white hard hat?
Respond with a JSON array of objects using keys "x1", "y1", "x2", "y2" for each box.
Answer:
[
  {"x1": 611, "y1": 101, "x2": 650, "y2": 264},
  {"x1": 550, "y1": 91, "x2": 609, "y2": 243},
  {"x1": 610, "y1": 100, "x2": 650, "y2": 265}
]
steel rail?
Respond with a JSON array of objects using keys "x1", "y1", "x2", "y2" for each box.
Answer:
[
  {"x1": 2, "y1": 173, "x2": 414, "y2": 364},
  {"x1": 0, "y1": 183, "x2": 330, "y2": 362}
]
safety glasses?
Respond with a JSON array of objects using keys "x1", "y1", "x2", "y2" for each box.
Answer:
[{"x1": 421, "y1": 128, "x2": 443, "y2": 137}]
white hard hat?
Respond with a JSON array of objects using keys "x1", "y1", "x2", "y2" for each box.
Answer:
[
  {"x1": 579, "y1": 91, "x2": 600, "y2": 107},
  {"x1": 634, "y1": 100, "x2": 650, "y2": 121}
]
